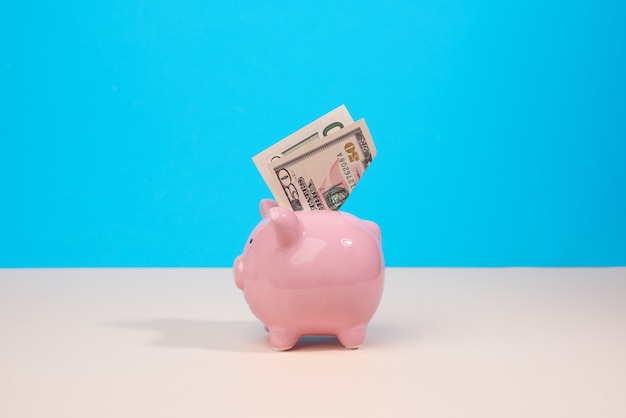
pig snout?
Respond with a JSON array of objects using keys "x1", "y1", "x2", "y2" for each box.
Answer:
[{"x1": 233, "y1": 255, "x2": 245, "y2": 290}]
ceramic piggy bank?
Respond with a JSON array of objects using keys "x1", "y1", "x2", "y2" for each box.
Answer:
[{"x1": 233, "y1": 199, "x2": 384, "y2": 350}]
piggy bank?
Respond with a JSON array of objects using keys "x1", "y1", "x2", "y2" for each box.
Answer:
[{"x1": 233, "y1": 199, "x2": 384, "y2": 350}]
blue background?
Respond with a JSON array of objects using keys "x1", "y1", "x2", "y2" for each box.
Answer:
[{"x1": 1, "y1": 1, "x2": 625, "y2": 267}]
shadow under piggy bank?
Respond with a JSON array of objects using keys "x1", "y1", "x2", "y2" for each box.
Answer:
[
  {"x1": 115, "y1": 319, "x2": 269, "y2": 353},
  {"x1": 113, "y1": 318, "x2": 382, "y2": 353}
]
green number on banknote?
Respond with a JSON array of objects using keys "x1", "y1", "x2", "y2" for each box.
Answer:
[{"x1": 322, "y1": 122, "x2": 344, "y2": 137}]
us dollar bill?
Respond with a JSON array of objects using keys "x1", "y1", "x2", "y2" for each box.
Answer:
[
  {"x1": 266, "y1": 119, "x2": 376, "y2": 211},
  {"x1": 252, "y1": 105, "x2": 353, "y2": 187}
]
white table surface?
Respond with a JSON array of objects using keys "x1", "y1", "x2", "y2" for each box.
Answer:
[{"x1": 1, "y1": 268, "x2": 625, "y2": 418}]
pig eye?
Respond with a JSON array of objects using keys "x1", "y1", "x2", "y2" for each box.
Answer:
[{"x1": 249, "y1": 238, "x2": 253, "y2": 244}]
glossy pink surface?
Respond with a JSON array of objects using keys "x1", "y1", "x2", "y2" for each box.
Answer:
[{"x1": 233, "y1": 199, "x2": 384, "y2": 350}]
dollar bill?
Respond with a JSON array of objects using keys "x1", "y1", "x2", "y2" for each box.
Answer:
[
  {"x1": 266, "y1": 119, "x2": 376, "y2": 211},
  {"x1": 252, "y1": 105, "x2": 353, "y2": 188}
]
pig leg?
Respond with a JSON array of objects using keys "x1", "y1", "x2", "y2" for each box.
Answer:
[
  {"x1": 337, "y1": 325, "x2": 367, "y2": 349},
  {"x1": 268, "y1": 327, "x2": 299, "y2": 351}
]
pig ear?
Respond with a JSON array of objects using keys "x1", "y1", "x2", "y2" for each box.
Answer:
[
  {"x1": 269, "y1": 207, "x2": 302, "y2": 248},
  {"x1": 260, "y1": 199, "x2": 278, "y2": 218},
  {"x1": 365, "y1": 220, "x2": 382, "y2": 241}
]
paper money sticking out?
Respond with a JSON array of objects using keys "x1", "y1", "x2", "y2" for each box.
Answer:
[
  {"x1": 252, "y1": 105, "x2": 354, "y2": 183},
  {"x1": 253, "y1": 105, "x2": 377, "y2": 211}
]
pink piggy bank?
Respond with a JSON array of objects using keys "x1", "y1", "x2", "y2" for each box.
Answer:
[{"x1": 233, "y1": 199, "x2": 384, "y2": 350}]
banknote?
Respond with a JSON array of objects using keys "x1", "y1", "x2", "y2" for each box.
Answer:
[
  {"x1": 266, "y1": 119, "x2": 376, "y2": 211},
  {"x1": 252, "y1": 105, "x2": 354, "y2": 187}
]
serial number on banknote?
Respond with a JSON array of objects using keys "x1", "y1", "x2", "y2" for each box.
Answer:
[{"x1": 337, "y1": 152, "x2": 356, "y2": 188}]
